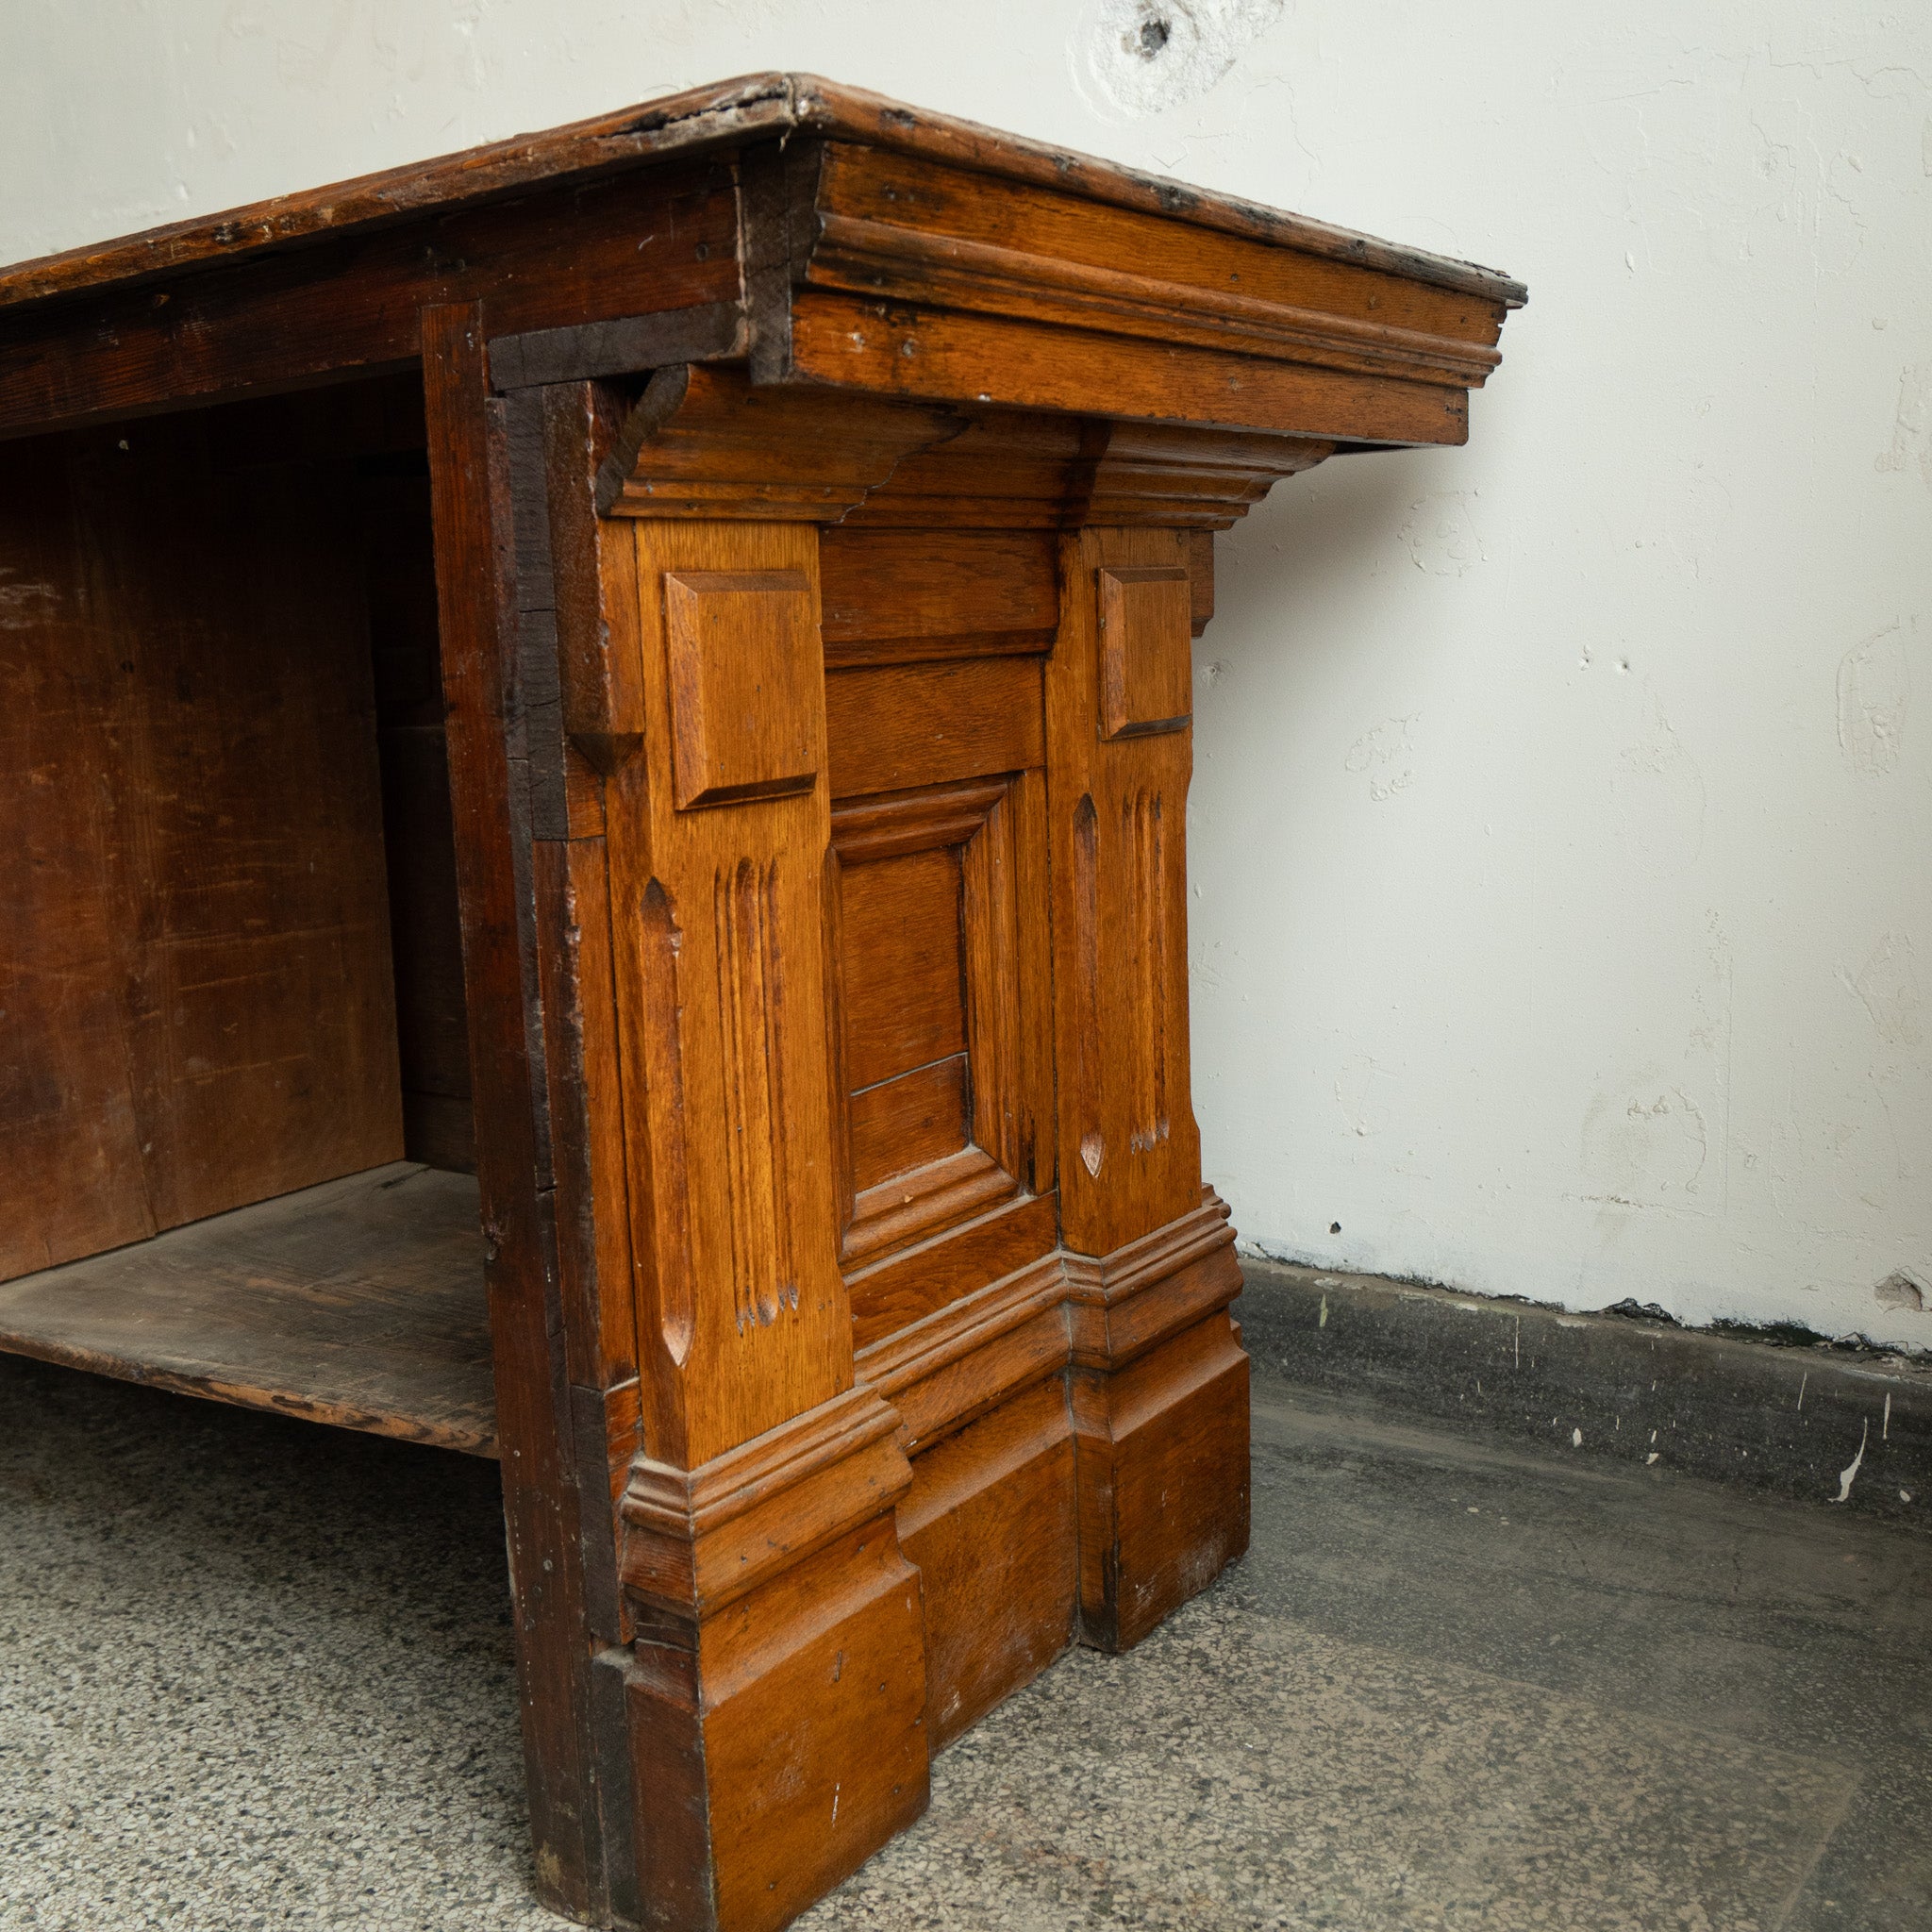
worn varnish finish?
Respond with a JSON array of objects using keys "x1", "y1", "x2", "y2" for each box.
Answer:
[
  {"x1": 0, "y1": 1164, "x2": 493, "y2": 1450},
  {"x1": 0, "y1": 75, "x2": 1520, "y2": 1932}
]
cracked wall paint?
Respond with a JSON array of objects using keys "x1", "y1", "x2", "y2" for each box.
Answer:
[
  {"x1": 1876, "y1": 364, "x2": 1932, "y2": 491},
  {"x1": 1343, "y1": 716, "x2": 1419, "y2": 802},
  {"x1": 1846, "y1": 933, "x2": 1923, "y2": 1050},
  {"x1": 1837, "y1": 622, "x2": 1910, "y2": 775},
  {"x1": 1400, "y1": 491, "x2": 1487, "y2": 577}
]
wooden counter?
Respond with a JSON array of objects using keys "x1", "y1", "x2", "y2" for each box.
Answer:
[{"x1": 0, "y1": 73, "x2": 1522, "y2": 1931}]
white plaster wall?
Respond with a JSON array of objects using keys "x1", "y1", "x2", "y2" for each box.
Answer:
[{"x1": 5, "y1": 4, "x2": 1927, "y2": 1346}]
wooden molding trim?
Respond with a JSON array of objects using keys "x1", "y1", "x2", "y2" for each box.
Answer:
[
  {"x1": 850, "y1": 1190, "x2": 1241, "y2": 1456},
  {"x1": 619, "y1": 1383, "x2": 910, "y2": 1617},
  {"x1": 598, "y1": 362, "x2": 1339, "y2": 531},
  {"x1": 595, "y1": 361, "x2": 961, "y2": 520},
  {"x1": 858, "y1": 1251, "x2": 1069, "y2": 1456},
  {"x1": 808, "y1": 211, "x2": 1505, "y2": 390},
  {"x1": 1063, "y1": 1191, "x2": 1241, "y2": 1372}
]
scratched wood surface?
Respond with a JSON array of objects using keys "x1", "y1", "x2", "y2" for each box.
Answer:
[{"x1": 0, "y1": 1163, "x2": 492, "y2": 1453}]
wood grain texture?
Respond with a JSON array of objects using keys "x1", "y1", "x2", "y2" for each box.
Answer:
[
  {"x1": 596, "y1": 362, "x2": 958, "y2": 522},
  {"x1": 825, "y1": 658, "x2": 1045, "y2": 799},
  {"x1": 664, "y1": 568, "x2": 821, "y2": 809},
  {"x1": 844, "y1": 1191, "x2": 1058, "y2": 1351},
  {"x1": 604, "y1": 518, "x2": 852, "y2": 1471},
  {"x1": 364, "y1": 463, "x2": 476, "y2": 1174},
  {"x1": 827, "y1": 772, "x2": 1051, "y2": 1277},
  {"x1": 1098, "y1": 565, "x2": 1193, "y2": 739},
  {"x1": 0, "y1": 165, "x2": 740, "y2": 442},
  {"x1": 0, "y1": 416, "x2": 404, "y2": 1284},
  {"x1": 1185, "y1": 528, "x2": 1215, "y2": 637},
  {"x1": 423, "y1": 306, "x2": 610, "y2": 1921},
  {"x1": 625, "y1": 1521, "x2": 928, "y2": 1932},
  {"x1": 836, "y1": 842, "x2": 967, "y2": 1091},
  {"x1": 789, "y1": 291, "x2": 1471, "y2": 444},
  {"x1": 857, "y1": 1246, "x2": 1069, "y2": 1457},
  {"x1": 619, "y1": 1384, "x2": 927, "y2": 1932},
  {"x1": 807, "y1": 142, "x2": 1507, "y2": 383},
  {"x1": 1047, "y1": 528, "x2": 1203, "y2": 1258},
  {"x1": 0, "y1": 1163, "x2": 492, "y2": 1452},
  {"x1": 849, "y1": 1056, "x2": 970, "y2": 1193},
  {"x1": 535, "y1": 839, "x2": 641, "y2": 1396},
  {"x1": 818, "y1": 526, "x2": 1058, "y2": 667},
  {"x1": 1073, "y1": 1307, "x2": 1249, "y2": 1653},
  {"x1": 1062, "y1": 1195, "x2": 1248, "y2": 1653},
  {"x1": 897, "y1": 1373, "x2": 1075, "y2": 1750},
  {"x1": 0, "y1": 72, "x2": 1538, "y2": 1932},
  {"x1": 603, "y1": 365, "x2": 1341, "y2": 536}
]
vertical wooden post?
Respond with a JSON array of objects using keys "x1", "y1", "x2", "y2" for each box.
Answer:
[
  {"x1": 421, "y1": 308, "x2": 614, "y2": 1917},
  {"x1": 1045, "y1": 526, "x2": 1251, "y2": 1654},
  {"x1": 594, "y1": 516, "x2": 929, "y2": 1932}
]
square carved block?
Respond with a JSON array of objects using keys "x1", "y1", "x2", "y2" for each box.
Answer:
[
  {"x1": 1097, "y1": 565, "x2": 1192, "y2": 740},
  {"x1": 664, "y1": 569, "x2": 822, "y2": 809}
]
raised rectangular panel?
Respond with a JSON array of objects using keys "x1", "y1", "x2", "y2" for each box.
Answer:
[
  {"x1": 838, "y1": 844, "x2": 969, "y2": 1092},
  {"x1": 1097, "y1": 565, "x2": 1191, "y2": 740},
  {"x1": 828, "y1": 774, "x2": 1050, "y2": 1271},
  {"x1": 662, "y1": 568, "x2": 821, "y2": 809}
]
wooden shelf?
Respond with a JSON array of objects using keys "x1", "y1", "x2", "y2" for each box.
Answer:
[{"x1": 0, "y1": 1164, "x2": 494, "y2": 1456}]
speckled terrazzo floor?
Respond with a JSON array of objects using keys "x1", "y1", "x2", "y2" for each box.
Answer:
[{"x1": 5, "y1": 1352, "x2": 1929, "y2": 1931}]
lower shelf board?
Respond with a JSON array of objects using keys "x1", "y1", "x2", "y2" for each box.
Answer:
[{"x1": 0, "y1": 1162, "x2": 496, "y2": 1456}]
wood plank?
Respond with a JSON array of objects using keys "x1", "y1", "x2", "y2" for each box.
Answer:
[
  {"x1": 0, "y1": 1163, "x2": 493, "y2": 1454},
  {"x1": 847, "y1": 1191, "x2": 1059, "y2": 1348},
  {"x1": 603, "y1": 516, "x2": 856, "y2": 1470},
  {"x1": 898, "y1": 1373, "x2": 1076, "y2": 1749},
  {"x1": 424, "y1": 303, "x2": 609, "y2": 1919},
  {"x1": 0, "y1": 430, "x2": 155, "y2": 1276},
  {"x1": 364, "y1": 465, "x2": 476, "y2": 1174},
  {"x1": 818, "y1": 527, "x2": 1058, "y2": 668},
  {"x1": 1046, "y1": 527, "x2": 1204, "y2": 1258},
  {"x1": 826, "y1": 657, "x2": 1045, "y2": 798},
  {"x1": 0, "y1": 414, "x2": 406, "y2": 1284}
]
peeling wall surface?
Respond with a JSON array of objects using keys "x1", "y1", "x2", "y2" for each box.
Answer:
[{"x1": 5, "y1": 3, "x2": 1928, "y2": 1348}]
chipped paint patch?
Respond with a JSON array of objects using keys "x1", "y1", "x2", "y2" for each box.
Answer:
[
  {"x1": 1071, "y1": 0, "x2": 1285, "y2": 120},
  {"x1": 1832, "y1": 1421, "x2": 1869, "y2": 1504}
]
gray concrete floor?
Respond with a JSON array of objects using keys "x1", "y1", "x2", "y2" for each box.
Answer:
[{"x1": 4, "y1": 1354, "x2": 1928, "y2": 1930}]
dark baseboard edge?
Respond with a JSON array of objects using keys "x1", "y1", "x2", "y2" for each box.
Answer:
[{"x1": 1234, "y1": 1254, "x2": 1932, "y2": 1529}]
